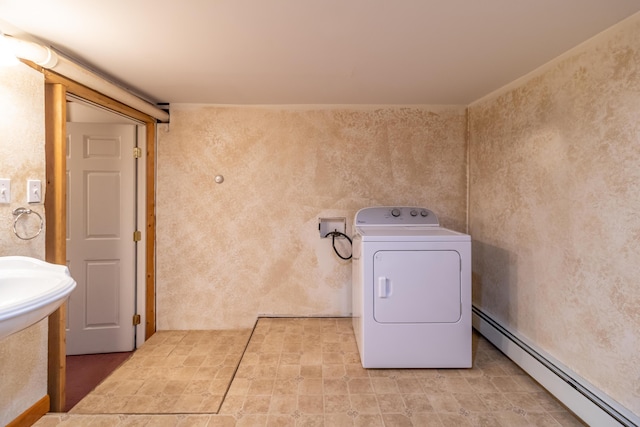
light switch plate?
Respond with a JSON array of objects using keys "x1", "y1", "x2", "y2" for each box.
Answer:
[
  {"x1": 27, "y1": 179, "x2": 41, "y2": 203},
  {"x1": 0, "y1": 179, "x2": 10, "y2": 204}
]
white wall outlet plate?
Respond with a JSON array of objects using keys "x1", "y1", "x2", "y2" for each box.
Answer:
[
  {"x1": 0, "y1": 179, "x2": 10, "y2": 204},
  {"x1": 319, "y1": 217, "x2": 346, "y2": 238}
]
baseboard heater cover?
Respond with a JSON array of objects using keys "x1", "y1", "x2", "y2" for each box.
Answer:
[{"x1": 472, "y1": 306, "x2": 639, "y2": 427}]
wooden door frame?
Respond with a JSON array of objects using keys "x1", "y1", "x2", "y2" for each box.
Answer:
[{"x1": 43, "y1": 70, "x2": 157, "y2": 411}]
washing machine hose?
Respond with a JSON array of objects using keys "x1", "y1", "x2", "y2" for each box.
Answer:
[{"x1": 324, "y1": 231, "x2": 353, "y2": 260}]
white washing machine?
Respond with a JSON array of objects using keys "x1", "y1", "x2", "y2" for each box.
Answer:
[{"x1": 352, "y1": 206, "x2": 471, "y2": 368}]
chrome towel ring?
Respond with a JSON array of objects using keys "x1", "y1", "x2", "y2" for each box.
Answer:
[{"x1": 12, "y1": 207, "x2": 43, "y2": 240}]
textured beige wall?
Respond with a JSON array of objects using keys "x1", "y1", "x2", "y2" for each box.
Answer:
[
  {"x1": 0, "y1": 63, "x2": 47, "y2": 424},
  {"x1": 157, "y1": 105, "x2": 467, "y2": 329},
  {"x1": 469, "y1": 15, "x2": 640, "y2": 415}
]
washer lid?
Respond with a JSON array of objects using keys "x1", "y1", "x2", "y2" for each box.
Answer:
[{"x1": 355, "y1": 206, "x2": 439, "y2": 227}]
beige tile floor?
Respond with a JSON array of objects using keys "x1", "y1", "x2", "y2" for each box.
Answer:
[
  {"x1": 70, "y1": 329, "x2": 252, "y2": 414},
  {"x1": 36, "y1": 317, "x2": 586, "y2": 426}
]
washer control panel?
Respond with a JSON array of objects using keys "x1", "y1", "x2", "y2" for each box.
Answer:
[{"x1": 355, "y1": 206, "x2": 439, "y2": 226}]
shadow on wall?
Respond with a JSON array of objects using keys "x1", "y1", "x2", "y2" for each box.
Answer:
[
  {"x1": 438, "y1": 214, "x2": 466, "y2": 233},
  {"x1": 472, "y1": 240, "x2": 518, "y2": 327}
]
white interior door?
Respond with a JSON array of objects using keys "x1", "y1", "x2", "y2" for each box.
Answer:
[{"x1": 66, "y1": 122, "x2": 137, "y2": 355}]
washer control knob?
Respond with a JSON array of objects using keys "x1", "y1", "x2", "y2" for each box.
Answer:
[
  {"x1": 420, "y1": 210, "x2": 429, "y2": 217},
  {"x1": 410, "y1": 210, "x2": 418, "y2": 217},
  {"x1": 391, "y1": 208, "x2": 401, "y2": 217}
]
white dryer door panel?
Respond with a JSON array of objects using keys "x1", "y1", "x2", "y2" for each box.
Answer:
[{"x1": 373, "y1": 250, "x2": 461, "y2": 323}]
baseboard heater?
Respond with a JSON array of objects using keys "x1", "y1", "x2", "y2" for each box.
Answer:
[{"x1": 472, "y1": 306, "x2": 639, "y2": 427}]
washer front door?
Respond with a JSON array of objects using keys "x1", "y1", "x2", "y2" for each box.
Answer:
[{"x1": 373, "y1": 250, "x2": 461, "y2": 323}]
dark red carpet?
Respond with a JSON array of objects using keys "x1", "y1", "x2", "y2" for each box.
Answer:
[{"x1": 65, "y1": 352, "x2": 132, "y2": 412}]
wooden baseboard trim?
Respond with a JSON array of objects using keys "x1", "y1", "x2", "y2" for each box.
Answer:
[{"x1": 7, "y1": 395, "x2": 50, "y2": 427}]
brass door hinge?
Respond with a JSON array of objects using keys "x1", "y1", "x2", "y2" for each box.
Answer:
[
  {"x1": 133, "y1": 230, "x2": 142, "y2": 241},
  {"x1": 133, "y1": 147, "x2": 142, "y2": 158},
  {"x1": 133, "y1": 314, "x2": 141, "y2": 326}
]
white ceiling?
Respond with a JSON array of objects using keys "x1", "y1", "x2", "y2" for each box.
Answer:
[{"x1": 1, "y1": 0, "x2": 639, "y2": 105}]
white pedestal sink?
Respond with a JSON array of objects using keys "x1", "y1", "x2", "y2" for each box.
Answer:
[{"x1": 0, "y1": 256, "x2": 76, "y2": 340}]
